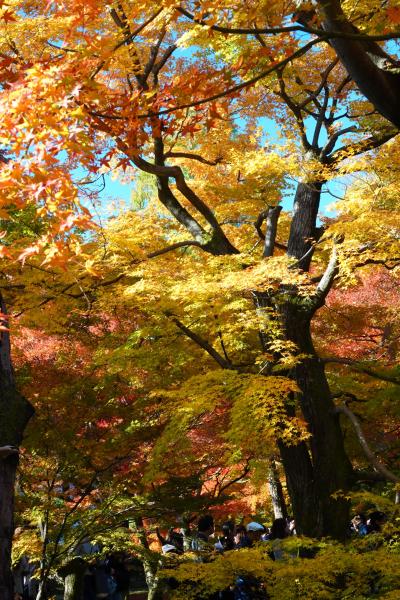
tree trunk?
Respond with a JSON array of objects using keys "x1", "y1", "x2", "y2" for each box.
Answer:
[
  {"x1": 315, "y1": 0, "x2": 400, "y2": 128},
  {"x1": 257, "y1": 179, "x2": 353, "y2": 538},
  {"x1": 62, "y1": 559, "x2": 86, "y2": 600},
  {"x1": 0, "y1": 454, "x2": 19, "y2": 600},
  {"x1": 145, "y1": 570, "x2": 163, "y2": 600},
  {"x1": 0, "y1": 296, "x2": 34, "y2": 600},
  {"x1": 287, "y1": 181, "x2": 323, "y2": 270},
  {"x1": 277, "y1": 295, "x2": 353, "y2": 538},
  {"x1": 267, "y1": 458, "x2": 288, "y2": 519}
]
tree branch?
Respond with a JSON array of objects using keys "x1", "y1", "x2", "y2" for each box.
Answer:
[
  {"x1": 166, "y1": 313, "x2": 233, "y2": 369},
  {"x1": 313, "y1": 244, "x2": 338, "y2": 307},
  {"x1": 335, "y1": 402, "x2": 399, "y2": 483},
  {"x1": 327, "y1": 128, "x2": 398, "y2": 165},
  {"x1": 147, "y1": 240, "x2": 202, "y2": 258},
  {"x1": 164, "y1": 151, "x2": 222, "y2": 166},
  {"x1": 176, "y1": 6, "x2": 400, "y2": 41},
  {"x1": 320, "y1": 125, "x2": 357, "y2": 158},
  {"x1": 139, "y1": 38, "x2": 325, "y2": 118},
  {"x1": 324, "y1": 356, "x2": 400, "y2": 385}
]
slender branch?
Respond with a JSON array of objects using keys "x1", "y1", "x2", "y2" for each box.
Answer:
[
  {"x1": 113, "y1": 8, "x2": 164, "y2": 52},
  {"x1": 176, "y1": 6, "x2": 400, "y2": 41},
  {"x1": 298, "y1": 58, "x2": 339, "y2": 110},
  {"x1": 327, "y1": 128, "x2": 398, "y2": 165},
  {"x1": 312, "y1": 83, "x2": 330, "y2": 148},
  {"x1": 139, "y1": 38, "x2": 325, "y2": 118},
  {"x1": 335, "y1": 402, "x2": 399, "y2": 483},
  {"x1": 152, "y1": 44, "x2": 177, "y2": 79},
  {"x1": 216, "y1": 461, "x2": 251, "y2": 497},
  {"x1": 324, "y1": 356, "x2": 400, "y2": 385},
  {"x1": 166, "y1": 313, "x2": 233, "y2": 369},
  {"x1": 164, "y1": 151, "x2": 222, "y2": 166},
  {"x1": 147, "y1": 240, "x2": 202, "y2": 258},
  {"x1": 276, "y1": 70, "x2": 311, "y2": 151}
]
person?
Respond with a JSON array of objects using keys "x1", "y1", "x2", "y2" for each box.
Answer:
[
  {"x1": 161, "y1": 544, "x2": 180, "y2": 555},
  {"x1": 245, "y1": 522, "x2": 265, "y2": 546},
  {"x1": 288, "y1": 517, "x2": 296, "y2": 536},
  {"x1": 233, "y1": 525, "x2": 251, "y2": 549},
  {"x1": 191, "y1": 515, "x2": 214, "y2": 551},
  {"x1": 269, "y1": 518, "x2": 290, "y2": 561},
  {"x1": 351, "y1": 513, "x2": 368, "y2": 536},
  {"x1": 156, "y1": 527, "x2": 184, "y2": 554},
  {"x1": 215, "y1": 521, "x2": 235, "y2": 552}
]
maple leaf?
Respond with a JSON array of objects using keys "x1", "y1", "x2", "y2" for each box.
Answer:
[
  {"x1": 387, "y1": 6, "x2": 400, "y2": 24},
  {"x1": 1, "y1": 9, "x2": 16, "y2": 23}
]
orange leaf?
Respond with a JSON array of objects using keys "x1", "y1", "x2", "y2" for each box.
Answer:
[{"x1": 387, "y1": 6, "x2": 400, "y2": 23}]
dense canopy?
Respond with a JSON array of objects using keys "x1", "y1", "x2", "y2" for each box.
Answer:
[{"x1": 0, "y1": 1, "x2": 399, "y2": 599}]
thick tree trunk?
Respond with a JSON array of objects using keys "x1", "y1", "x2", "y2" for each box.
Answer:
[
  {"x1": 287, "y1": 181, "x2": 323, "y2": 270},
  {"x1": 267, "y1": 458, "x2": 288, "y2": 519},
  {"x1": 0, "y1": 295, "x2": 34, "y2": 600},
  {"x1": 60, "y1": 558, "x2": 86, "y2": 600},
  {"x1": 277, "y1": 297, "x2": 353, "y2": 538},
  {"x1": 315, "y1": 0, "x2": 400, "y2": 128},
  {"x1": 257, "y1": 179, "x2": 353, "y2": 538}
]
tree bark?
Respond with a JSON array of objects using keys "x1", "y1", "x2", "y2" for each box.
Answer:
[
  {"x1": 315, "y1": 0, "x2": 400, "y2": 128},
  {"x1": 60, "y1": 558, "x2": 86, "y2": 600},
  {"x1": 258, "y1": 177, "x2": 354, "y2": 538},
  {"x1": 277, "y1": 294, "x2": 353, "y2": 538},
  {"x1": 287, "y1": 181, "x2": 323, "y2": 270},
  {"x1": 267, "y1": 458, "x2": 288, "y2": 519},
  {"x1": 0, "y1": 294, "x2": 34, "y2": 600}
]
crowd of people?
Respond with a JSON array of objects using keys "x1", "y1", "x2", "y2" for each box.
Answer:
[
  {"x1": 157, "y1": 510, "x2": 389, "y2": 599},
  {"x1": 13, "y1": 510, "x2": 389, "y2": 600}
]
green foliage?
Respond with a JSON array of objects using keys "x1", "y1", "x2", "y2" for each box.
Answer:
[{"x1": 163, "y1": 536, "x2": 400, "y2": 599}]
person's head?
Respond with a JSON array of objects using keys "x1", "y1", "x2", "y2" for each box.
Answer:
[
  {"x1": 234, "y1": 525, "x2": 247, "y2": 545},
  {"x1": 167, "y1": 530, "x2": 184, "y2": 553},
  {"x1": 246, "y1": 521, "x2": 265, "y2": 543},
  {"x1": 221, "y1": 520, "x2": 235, "y2": 537},
  {"x1": 352, "y1": 513, "x2": 366, "y2": 529},
  {"x1": 219, "y1": 520, "x2": 235, "y2": 549},
  {"x1": 198, "y1": 514, "x2": 214, "y2": 538},
  {"x1": 270, "y1": 518, "x2": 289, "y2": 540}
]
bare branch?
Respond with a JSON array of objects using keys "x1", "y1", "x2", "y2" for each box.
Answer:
[
  {"x1": 324, "y1": 356, "x2": 400, "y2": 385},
  {"x1": 327, "y1": 128, "x2": 398, "y2": 165},
  {"x1": 320, "y1": 125, "x2": 357, "y2": 158},
  {"x1": 147, "y1": 240, "x2": 202, "y2": 258},
  {"x1": 164, "y1": 151, "x2": 223, "y2": 166},
  {"x1": 176, "y1": 6, "x2": 400, "y2": 41},
  {"x1": 313, "y1": 244, "x2": 338, "y2": 306},
  {"x1": 139, "y1": 38, "x2": 324, "y2": 118},
  {"x1": 166, "y1": 313, "x2": 233, "y2": 369},
  {"x1": 335, "y1": 402, "x2": 399, "y2": 483}
]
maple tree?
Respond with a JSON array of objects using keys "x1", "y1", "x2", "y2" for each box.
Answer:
[{"x1": 0, "y1": 1, "x2": 399, "y2": 598}]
